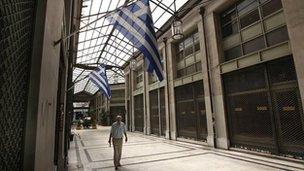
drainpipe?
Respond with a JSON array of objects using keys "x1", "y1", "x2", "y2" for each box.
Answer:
[
  {"x1": 199, "y1": 7, "x2": 217, "y2": 148},
  {"x1": 162, "y1": 37, "x2": 171, "y2": 140}
]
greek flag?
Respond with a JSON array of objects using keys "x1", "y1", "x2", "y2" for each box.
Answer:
[
  {"x1": 107, "y1": 0, "x2": 164, "y2": 81},
  {"x1": 89, "y1": 64, "x2": 111, "y2": 99}
]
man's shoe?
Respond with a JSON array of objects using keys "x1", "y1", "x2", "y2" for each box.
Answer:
[
  {"x1": 117, "y1": 164, "x2": 122, "y2": 167},
  {"x1": 115, "y1": 166, "x2": 118, "y2": 170}
]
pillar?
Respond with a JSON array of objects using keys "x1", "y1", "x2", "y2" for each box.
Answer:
[
  {"x1": 166, "y1": 40, "x2": 177, "y2": 140},
  {"x1": 197, "y1": 15, "x2": 216, "y2": 147},
  {"x1": 282, "y1": 0, "x2": 304, "y2": 111},
  {"x1": 204, "y1": 12, "x2": 229, "y2": 149},
  {"x1": 144, "y1": 71, "x2": 151, "y2": 135}
]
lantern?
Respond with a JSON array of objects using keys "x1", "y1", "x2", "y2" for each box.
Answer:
[
  {"x1": 129, "y1": 58, "x2": 137, "y2": 71},
  {"x1": 171, "y1": 15, "x2": 183, "y2": 40}
]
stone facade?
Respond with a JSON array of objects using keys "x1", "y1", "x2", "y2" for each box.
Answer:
[{"x1": 123, "y1": 0, "x2": 304, "y2": 158}]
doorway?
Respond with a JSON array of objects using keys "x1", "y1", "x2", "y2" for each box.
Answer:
[
  {"x1": 175, "y1": 81, "x2": 208, "y2": 141},
  {"x1": 224, "y1": 56, "x2": 304, "y2": 157},
  {"x1": 149, "y1": 87, "x2": 166, "y2": 136},
  {"x1": 134, "y1": 94, "x2": 144, "y2": 132}
]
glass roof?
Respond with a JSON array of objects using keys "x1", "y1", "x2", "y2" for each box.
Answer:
[{"x1": 73, "y1": 0, "x2": 190, "y2": 95}]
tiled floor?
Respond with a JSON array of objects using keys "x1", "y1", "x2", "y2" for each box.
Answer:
[{"x1": 68, "y1": 127, "x2": 304, "y2": 171}]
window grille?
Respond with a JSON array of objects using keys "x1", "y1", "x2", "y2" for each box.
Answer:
[
  {"x1": 224, "y1": 56, "x2": 304, "y2": 157},
  {"x1": 0, "y1": 0, "x2": 36, "y2": 169}
]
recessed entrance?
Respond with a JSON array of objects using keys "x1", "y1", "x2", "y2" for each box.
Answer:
[
  {"x1": 224, "y1": 56, "x2": 304, "y2": 157},
  {"x1": 175, "y1": 81, "x2": 207, "y2": 141},
  {"x1": 149, "y1": 87, "x2": 166, "y2": 136},
  {"x1": 134, "y1": 94, "x2": 144, "y2": 132}
]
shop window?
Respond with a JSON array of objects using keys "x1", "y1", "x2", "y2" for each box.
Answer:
[
  {"x1": 266, "y1": 26, "x2": 289, "y2": 46},
  {"x1": 221, "y1": 0, "x2": 286, "y2": 62},
  {"x1": 221, "y1": 7, "x2": 237, "y2": 25},
  {"x1": 177, "y1": 62, "x2": 201, "y2": 78},
  {"x1": 175, "y1": 81, "x2": 207, "y2": 140},
  {"x1": 196, "y1": 62, "x2": 202, "y2": 72},
  {"x1": 175, "y1": 83, "x2": 193, "y2": 100},
  {"x1": 240, "y1": 9, "x2": 260, "y2": 28},
  {"x1": 150, "y1": 90, "x2": 159, "y2": 135},
  {"x1": 160, "y1": 88, "x2": 166, "y2": 136},
  {"x1": 194, "y1": 32, "x2": 199, "y2": 43},
  {"x1": 176, "y1": 30, "x2": 199, "y2": 61},
  {"x1": 176, "y1": 30, "x2": 201, "y2": 78},
  {"x1": 134, "y1": 94, "x2": 144, "y2": 132},
  {"x1": 268, "y1": 56, "x2": 297, "y2": 84},
  {"x1": 224, "y1": 45, "x2": 242, "y2": 61},
  {"x1": 177, "y1": 51, "x2": 184, "y2": 62},
  {"x1": 194, "y1": 43, "x2": 200, "y2": 52},
  {"x1": 135, "y1": 66, "x2": 143, "y2": 87},
  {"x1": 262, "y1": 0, "x2": 282, "y2": 17},
  {"x1": 237, "y1": 0, "x2": 258, "y2": 16},
  {"x1": 186, "y1": 64, "x2": 196, "y2": 75},
  {"x1": 177, "y1": 68, "x2": 186, "y2": 78},
  {"x1": 222, "y1": 20, "x2": 239, "y2": 38},
  {"x1": 228, "y1": 92, "x2": 273, "y2": 137},
  {"x1": 184, "y1": 46, "x2": 194, "y2": 57},
  {"x1": 224, "y1": 65, "x2": 266, "y2": 93},
  {"x1": 224, "y1": 56, "x2": 304, "y2": 157},
  {"x1": 243, "y1": 36, "x2": 265, "y2": 54}
]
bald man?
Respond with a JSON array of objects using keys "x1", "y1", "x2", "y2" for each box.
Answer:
[{"x1": 108, "y1": 115, "x2": 127, "y2": 170}]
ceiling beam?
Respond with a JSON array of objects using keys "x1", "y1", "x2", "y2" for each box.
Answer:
[
  {"x1": 97, "y1": 0, "x2": 130, "y2": 64},
  {"x1": 150, "y1": 0, "x2": 175, "y2": 15},
  {"x1": 103, "y1": 50, "x2": 128, "y2": 62},
  {"x1": 77, "y1": 35, "x2": 108, "y2": 44},
  {"x1": 74, "y1": 63, "x2": 123, "y2": 70},
  {"x1": 76, "y1": 50, "x2": 102, "y2": 59},
  {"x1": 78, "y1": 24, "x2": 111, "y2": 34}
]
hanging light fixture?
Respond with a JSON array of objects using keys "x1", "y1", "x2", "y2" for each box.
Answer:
[
  {"x1": 171, "y1": 0, "x2": 183, "y2": 40},
  {"x1": 129, "y1": 58, "x2": 137, "y2": 71},
  {"x1": 171, "y1": 15, "x2": 183, "y2": 40},
  {"x1": 130, "y1": 47, "x2": 137, "y2": 71}
]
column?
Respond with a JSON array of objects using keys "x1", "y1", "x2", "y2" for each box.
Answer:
[
  {"x1": 162, "y1": 44, "x2": 171, "y2": 139},
  {"x1": 197, "y1": 15, "x2": 215, "y2": 147},
  {"x1": 282, "y1": 0, "x2": 304, "y2": 111},
  {"x1": 166, "y1": 40, "x2": 177, "y2": 140},
  {"x1": 144, "y1": 71, "x2": 151, "y2": 135},
  {"x1": 204, "y1": 12, "x2": 229, "y2": 149},
  {"x1": 131, "y1": 69, "x2": 136, "y2": 131}
]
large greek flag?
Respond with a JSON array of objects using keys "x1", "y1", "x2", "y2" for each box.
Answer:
[
  {"x1": 89, "y1": 64, "x2": 111, "y2": 99},
  {"x1": 107, "y1": 0, "x2": 164, "y2": 81}
]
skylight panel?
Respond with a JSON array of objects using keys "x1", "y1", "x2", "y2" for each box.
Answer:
[{"x1": 74, "y1": 0, "x2": 190, "y2": 94}]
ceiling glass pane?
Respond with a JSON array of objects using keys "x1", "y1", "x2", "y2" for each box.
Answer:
[{"x1": 73, "y1": 0, "x2": 190, "y2": 95}]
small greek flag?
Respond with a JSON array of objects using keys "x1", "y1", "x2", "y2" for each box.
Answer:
[
  {"x1": 89, "y1": 64, "x2": 111, "y2": 99},
  {"x1": 107, "y1": 0, "x2": 164, "y2": 81}
]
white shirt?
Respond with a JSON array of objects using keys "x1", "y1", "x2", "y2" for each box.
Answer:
[{"x1": 110, "y1": 122, "x2": 126, "y2": 138}]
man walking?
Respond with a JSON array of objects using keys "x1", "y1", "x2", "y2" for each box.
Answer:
[{"x1": 108, "y1": 115, "x2": 127, "y2": 170}]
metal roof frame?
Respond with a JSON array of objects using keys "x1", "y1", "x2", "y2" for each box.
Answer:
[{"x1": 72, "y1": 0, "x2": 195, "y2": 95}]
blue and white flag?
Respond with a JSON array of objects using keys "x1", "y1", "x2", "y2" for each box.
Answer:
[
  {"x1": 107, "y1": 0, "x2": 164, "y2": 81},
  {"x1": 89, "y1": 64, "x2": 111, "y2": 99}
]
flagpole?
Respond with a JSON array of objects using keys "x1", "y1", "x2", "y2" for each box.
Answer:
[
  {"x1": 65, "y1": 75, "x2": 89, "y2": 93},
  {"x1": 66, "y1": 63, "x2": 122, "y2": 93}
]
